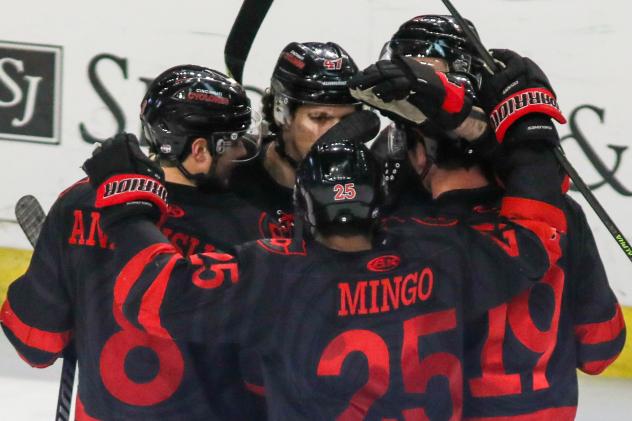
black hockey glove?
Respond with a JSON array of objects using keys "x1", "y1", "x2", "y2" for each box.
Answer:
[
  {"x1": 82, "y1": 133, "x2": 168, "y2": 226},
  {"x1": 349, "y1": 56, "x2": 473, "y2": 130},
  {"x1": 478, "y1": 49, "x2": 566, "y2": 145}
]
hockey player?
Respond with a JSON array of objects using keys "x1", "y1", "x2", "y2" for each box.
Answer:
[
  {"x1": 352, "y1": 15, "x2": 626, "y2": 420},
  {"x1": 80, "y1": 100, "x2": 564, "y2": 419},
  {"x1": 1, "y1": 65, "x2": 266, "y2": 419},
  {"x1": 229, "y1": 41, "x2": 362, "y2": 238}
]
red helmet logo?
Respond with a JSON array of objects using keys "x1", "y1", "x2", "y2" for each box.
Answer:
[
  {"x1": 367, "y1": 255, "x2": 401, "y2": 272},
  {"x1": 323, "y1": 58, "x2": 343, "y2": 70}
]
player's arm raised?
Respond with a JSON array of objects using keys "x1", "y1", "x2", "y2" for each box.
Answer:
[{"x1": 81, "y1": 133, "x2": 252, "y2": 346}]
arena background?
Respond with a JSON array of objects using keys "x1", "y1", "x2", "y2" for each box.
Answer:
[{"x1": 1, "y1": 0, "x2": 631, "y2": 418}]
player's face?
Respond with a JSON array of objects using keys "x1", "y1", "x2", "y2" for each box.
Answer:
[
  {"x1": 213, "y1": 141, "x2": 248, "y2": 184},
  {"x1": 283, "y1": 104, "x2": 357, "y2": 161}
]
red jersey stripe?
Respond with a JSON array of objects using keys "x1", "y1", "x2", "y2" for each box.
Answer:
[
  {"x1": 574, "y1": 305, "x2": 625, "y2": 345},
  {"x1": 0, "y1": 299, "x2": 71, "y2": 354},
  {"x1": 76, "y1": 395, "x2": 101, "y2": 421}
]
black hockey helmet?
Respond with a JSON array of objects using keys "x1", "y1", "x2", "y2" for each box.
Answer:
[
  {"x1": 295, "y1": 111, "x2": 382, "y2": 236},
  {"x1": 140, "y1": 65, "x2": 260, "y2": 163},
  {"x1": 263, "y1": 42, "x2": 362, "y2": 131},
  {"x1": 380, "y1": 15, "x2": 486, "y2": 97}
]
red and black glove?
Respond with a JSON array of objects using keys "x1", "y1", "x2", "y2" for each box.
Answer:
[
  {"x1": 82, "y1": 133, "x2": 168, "y2": 226},
  {"x1": 349, "y1": 56, "x2": 472, "y2": 130},
  {"x1": 478, "y1": 49, "x2": 567, "y2": 145}
]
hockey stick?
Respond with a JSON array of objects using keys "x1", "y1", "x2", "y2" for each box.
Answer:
[
  {"x1": 441, "y1": 0, "x2": 632, "y2": 262},
  {"x1": 14, "y1": 196, "x2": 77, "y2": 421},
  {"x1": 14, "y1": 195, "x2": 45, "y2": 247},
  {"x1": 224, "y1": 0, "x2": 274, "y2": 84}
]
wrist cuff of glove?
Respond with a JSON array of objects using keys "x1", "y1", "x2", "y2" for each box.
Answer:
[
  {"x1": 490, "y1": 88, "x2": 566, "y2": 142},
  {"x1": 95, "y1": 174, "x2": 168, "y2": 216},
  {"x1": 100, "y1": 204, "x2": 162, "y2": 232},
  {"x1": 503, "y1": 114, "x2": 561, "y2": 148}
]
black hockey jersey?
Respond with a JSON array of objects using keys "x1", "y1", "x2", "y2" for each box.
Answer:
[
  {"x1": 106, "y1": 175, "x2": 563, "y2": 420},
  {"x1": 1, "y1": 180, "x2": 267, "y2": 420},
  {"x1": 385, "y1": 186, "x2": 625, "y2": 421},
  {"x1": 229, "y1": 140, "x2": 295, "y2": 239}
]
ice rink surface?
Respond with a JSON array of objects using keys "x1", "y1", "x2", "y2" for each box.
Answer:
[{"x1": 1, "y1": 334, "x2": 629, "y2": 420}]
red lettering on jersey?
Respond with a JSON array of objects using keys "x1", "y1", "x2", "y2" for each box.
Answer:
[
  {"x1": 338, "y1": 268, "x2": 434, "y2": 317},
  {"x1": 100, "y1": 244, "x2": 184, "y2": 406},
  {"x1": 189, "y1": 253, "x2": 239, "y2": 289},
  {"x1": 472, "y1": 224, "x2": 520, "y2": 257},
  {"x1": 318, "y1": 309, "x2": 460, "y2": 420},
  {"x1": 469, "y1": 304, "x2": 521, "y2": 397},
  {"x1": 469, "y1": 264, "x2": 565, "y2": 397},
  {"x1": 85, "y1": 212, "x2": 108, "y2": 248},
  {"x1": 401, "y1": 310, "x2": 462, "y2": 421},
  {"x1": 317, "y1": 330, "x2": 390, "y2": 420},
  {"x1": 68, "y1": 210, "x2": 86, "y2": 245},
  {"x1": 161, "y1": 228, "x2": 212, "y2": 256},
  {"x1": 68, "y1": 210, "x2": 111, "y2": 249},
  {"x1": 381, "y1": 276, "x2": 403, "y2": 312},
  {"x1": 507, "y1": 265, "x2": 564, "y2": 390},
  {"x1": 338, "y1": 282, "x2": 368, "y2": 316}
]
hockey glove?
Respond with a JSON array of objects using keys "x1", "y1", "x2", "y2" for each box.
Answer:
[
  {"x1": 82, "y1": 133, "x2": 168, "y2": 226},
  {"x1": 349, "y1": 56, "x2": 472, "y2": 130},
  {"x1": 478, "y1": 49, "x2": 566, "y2": 145}
]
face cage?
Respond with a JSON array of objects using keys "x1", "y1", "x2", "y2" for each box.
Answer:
[{"x1": 208, "y1": 112, "x2": 263, "y2": 163}]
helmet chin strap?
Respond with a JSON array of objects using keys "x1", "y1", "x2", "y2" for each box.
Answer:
[
  {"x1": 176, "y1": 161, "x2": 217, "y2": 186},
  {"x1": 275, "y1": 138, "x2": 300, "y2": 170}
]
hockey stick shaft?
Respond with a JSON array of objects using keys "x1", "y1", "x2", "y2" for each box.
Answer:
[
  {"x1": 224, "y1": 0, "x2": 274, "y2": 84},
  {"x1": 441, "y1": 0, "x2": 632, "y2": 262},
  {"x1": 14, "y1": 196, "x2": 77, "y2": 421}
]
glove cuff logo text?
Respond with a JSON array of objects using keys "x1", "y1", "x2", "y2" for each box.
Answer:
[
  {"x1": 490, "y1": 88, "x2": 566, "y2": 141},
  {"x1": 95, "y1": 174, "x2": 168, "y2": 214}
]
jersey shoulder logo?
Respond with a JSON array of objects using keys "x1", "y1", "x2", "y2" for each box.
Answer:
[{"x1": 258, "y1": 211, "x2": 294, "y2": 239}]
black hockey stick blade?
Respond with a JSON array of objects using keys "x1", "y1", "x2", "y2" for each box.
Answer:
[
  {"x1": 14, "y1": 195, "x2": 46, "y2": 247},
  {"x1": 440, "y1": 0, "x2": 632, "y2": 263},
  {"x1": 225, "y1": 0, "x2": 274, "y2": 84},
  {"x1": 317, "y1": 110, "x2": 381, "y2": 146},
  {"x1": 15, "y1": 195, "x2": 77, "y2": 420}
]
